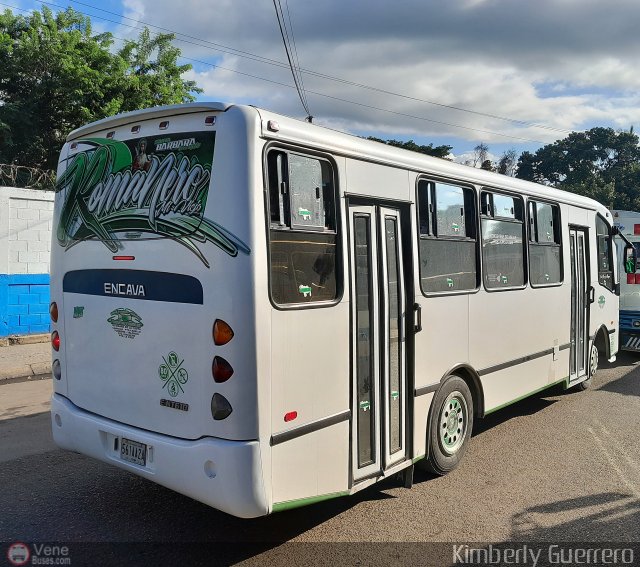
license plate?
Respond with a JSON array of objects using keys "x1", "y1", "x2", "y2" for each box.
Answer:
[{"x1": 120, "y1": 438, "x2": 147, "y2": 466}]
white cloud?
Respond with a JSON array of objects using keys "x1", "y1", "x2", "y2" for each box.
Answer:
[{"x1": 120, "y1": 1, "x2": 640, "y2": 150}]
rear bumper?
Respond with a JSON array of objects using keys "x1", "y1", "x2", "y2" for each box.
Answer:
[{"x1": 50, "y1": 394, "x2": 269, "y2": 518}]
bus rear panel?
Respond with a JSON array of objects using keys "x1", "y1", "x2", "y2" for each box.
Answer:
[{"x1": 50, "y1": 103, "x2": 270, "y2": 517}]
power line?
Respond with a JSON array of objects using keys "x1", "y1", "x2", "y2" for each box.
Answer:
[
  {"x1": 59, "y1": 0, "x2": 572, "y2": 135},
  {"x1": 0, "y1": 0, "x2": 554, "y2": 143},
  {"x1": 283, "y1": 0, "x2": 311, "y2": 121},
  {"x1": 272, "y1": 0, "x2": 311, "y2": 120}
]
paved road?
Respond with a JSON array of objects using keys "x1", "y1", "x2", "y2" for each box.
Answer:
[{"x1": 1, "y1": 354, "x2": 639, "y2": 565}]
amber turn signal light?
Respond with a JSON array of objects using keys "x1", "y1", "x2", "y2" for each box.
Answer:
[
  {"x1": 49, "y1": 302, "x2": 58, "y2": 323},
  {"x1": 213, "y1": 319, "x2": 234, "y2": 346}
]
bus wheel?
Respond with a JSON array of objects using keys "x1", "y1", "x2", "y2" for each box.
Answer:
[
  {"x1": 577, "y1": 343, "x2": 598, "y2": 391},
  {"x1": 423, "y1": 376, "x2": 474, "y2": 475}
]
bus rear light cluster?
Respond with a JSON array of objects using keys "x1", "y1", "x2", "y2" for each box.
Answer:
[
  {"x1": 51, "y1": 331, "x2": 60, "y2": 351},
  {"x1": 211, "y1": 393, "x2": 233, "y2": 420},
  {"x1": 213, "y1": 319, "x2": 234, "y2": 346},
  {"x1": 211, "y1": 319, "x2": 235, "y2": 419},
  {"x1": 635, "y1": 224, "x2": 640, "y2": 235},
  {"x1": 212, "y1": 356, "x2": 234, "y2": 383},
  {"x1": 627, "y1": 274, "x2": 640, "y2": 284}
]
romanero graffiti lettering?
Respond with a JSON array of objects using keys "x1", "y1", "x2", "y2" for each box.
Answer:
[{"x1": 55, "y1": 133, "x2": 250, "y2": 267}]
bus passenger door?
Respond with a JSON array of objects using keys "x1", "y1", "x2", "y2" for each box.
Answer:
[
  {"x1": 569, "y1": 227, "x2": 589, "y2": 381},
  {"x1": 349, "y1": 204, "x2": 408, "y2": 482}
]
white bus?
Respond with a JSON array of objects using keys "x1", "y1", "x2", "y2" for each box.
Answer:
[
  {"x1": 612, "y1": 210, "x2": 640, "y2": 351},
  {"x1": 50, "y1": 102, "x2": 633, "y2": 518}
]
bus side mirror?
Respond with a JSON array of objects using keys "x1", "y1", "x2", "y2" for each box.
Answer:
[{"x1": 624, "y1": 245, "x2": 637, "y2": 274}]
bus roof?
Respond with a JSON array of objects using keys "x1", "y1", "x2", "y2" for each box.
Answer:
[
  {"x1": 66, "y1": 102, "x2": 232, "y2": 140},
  {"x1": 253, "y1": 105, "x2": 609, "y2": 215},
  {"x1": 66, "y1": 100, "x2": 609, "y2": 216}
]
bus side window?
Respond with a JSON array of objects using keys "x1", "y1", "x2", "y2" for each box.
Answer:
[
  {"x1": 481, "y1": 190, "x2": 525, "y2": 289},
  {"x1": 596, "y1": 215, "x2": 614, "y2": 291},
  {"x1": 417, "y1": 179, "x2": 478, "y2": 293},
  {"x1": 528, "y1": 201, "x2": 562, "y2": 286},
  {"x1": 266, "y1": 149, "x2": 339, "y2": 306}
]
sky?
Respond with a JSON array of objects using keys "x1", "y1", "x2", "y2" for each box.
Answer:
[{"x1": 9, "y1": 0, "x2": 640, "y2": 162}]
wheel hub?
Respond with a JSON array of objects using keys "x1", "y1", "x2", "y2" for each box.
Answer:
[{"x1": 439, "y1": 392, "x2": 468, "y2": 455}]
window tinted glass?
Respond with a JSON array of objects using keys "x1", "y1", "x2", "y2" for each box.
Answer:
[
  {"x1": 289, "y1": 154, "x2": 325, "y2": 230},
  {"x1": 267, "y1": 150, "x2": 339, "y2": 305},
  {"x1": 536, "y1": 203, "x2": 555, "y2": 243},
  {"x1": 270, "y1": 232, "x2": 337, "y2": 304},
  {"x1": 493, "y1": 194, "x2": 516, "y2": 219},
  {"x1": 596, "y1": 216, "x2": 613, "y2": 290},
  {"x1": 417, "y1": 179, "x2": 478, "y2": 293},
  {"x1": 435, "y1": 183, "x2": 466, "y2": 237},
  {"x1": 482, "y1": 218, "x2": 525, "y2": 288},
  {"x1": 530, "y1": 245, "x2": 561, "y2": 285},
  {"x1": 419, "y1": 239, "x2": 477, "y2": 292}
]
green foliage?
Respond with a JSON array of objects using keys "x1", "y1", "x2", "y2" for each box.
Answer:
[
  {"x1": 0, "y1": 7, "x2": 202, "y2": 171},
  {"x1": 516, "y1": 127, "x2": 640, "y2": 209},
  {"x1": 366, "y1": 137, "x2": 452, "y2": 159}
]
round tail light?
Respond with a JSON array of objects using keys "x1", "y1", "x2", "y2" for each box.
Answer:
[{"x1": 51, "y1": 331, "x2": 60, "y2": 351}]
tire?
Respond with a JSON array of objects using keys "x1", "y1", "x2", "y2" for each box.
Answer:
[
  {"x1": 576, "y1": 342, "x2": 598, "y2": 391},
  {"x1": 422, "y1": 375, "x2": 474, "y2": 475}
]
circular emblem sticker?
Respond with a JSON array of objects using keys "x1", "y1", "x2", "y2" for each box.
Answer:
[{"x1": 7, "y1": 543, "x2": 30, "y2": 566}]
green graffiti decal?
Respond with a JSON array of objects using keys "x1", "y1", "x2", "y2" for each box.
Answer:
[
  {"x1": 55, "y1": 133, "x2": 250, "y2": 267},
  {"x1": 73, "y1": 306, "x2": 84, "y2": 318},
  {"x1": 159, "y1": 351, "x2": 189, "y2": 398}
]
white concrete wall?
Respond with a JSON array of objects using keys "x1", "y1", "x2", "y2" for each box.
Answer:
[
  {"x1": 0, "y1": 187, "x2": 54, "y2": 275},
  {"x1": 0, "y1": 187, "x2": 55, "y2": 336}
]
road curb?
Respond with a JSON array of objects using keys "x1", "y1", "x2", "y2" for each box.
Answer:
[
  {"x1": 0, "y1": 360, "x2": 52, "y2": 383},
  {"x1": 0, "y1": 334, "x2": 50, "y2": 347}
]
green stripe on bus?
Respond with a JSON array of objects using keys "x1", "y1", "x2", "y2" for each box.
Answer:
[
  {"x1": 484, "y1": 377, "x2": 568, "y2": 415},
  {"x1": 272, "y1": 491, "x2": 350, "y2": 512}
]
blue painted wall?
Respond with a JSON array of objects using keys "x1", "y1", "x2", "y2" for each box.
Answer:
[{"x1": 0, "y1": 274, "x2": 51, "y2": 337}]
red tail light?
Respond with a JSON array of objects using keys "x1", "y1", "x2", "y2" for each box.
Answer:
[
  {"x1": 212, "y1": 356, "x2": 234, "y2": 383},
  {"x1": 49, "y1": 302, "x2": 58, "y2": 323},
  {"x1": 635, "y1": 274, "x2": 640, "y2": 284},
  {"x1": 284, "y1": 411, "x2": 298, "y2": 422},
  {"x1": 634, "y1": 224, "x2": 640, "y2": 235},
  {"x1": 51, "y1": 331, "x2": 60, "y2": 351},
  {"x1": 628, "y1": 274, "x2": 635, "y2": 284}
]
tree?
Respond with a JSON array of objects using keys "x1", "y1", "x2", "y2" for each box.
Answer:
[
  {"x1": 480, "y1": 159, "x2": 494, "y2": 172},
  {"x1": 515, "y1": 127, "x2": 640, "y2": 208},
  {"x1": 472, "y1": 142, "x2": 489, "y2": 167},
  {"x1": 366, "y1": 137, "x2": 452, "y2": 159},
  {"x1": 115, "y1": 28, "x2": 201, "y2": 113},
  {"x1": 0, "y1": 7, "x2": 202, "y2": 172},
  {"x1": 497, "y1": 149, "x2": 518, "y2": 176}
]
